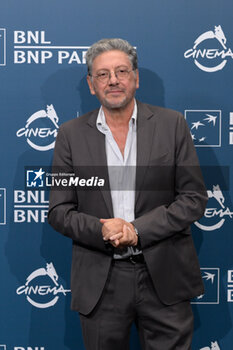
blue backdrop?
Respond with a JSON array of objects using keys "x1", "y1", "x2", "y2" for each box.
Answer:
[{"x1": 0, "y1": 1, "x2": 233, "y2": 350}]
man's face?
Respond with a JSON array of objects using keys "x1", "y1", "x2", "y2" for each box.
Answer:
[{"x1": 87, "y1": 50, "x2": 139, "y2": 111}]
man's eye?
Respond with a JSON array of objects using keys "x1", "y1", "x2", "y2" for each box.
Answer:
[
  {"x1": 118, "y1": 69, "x2": 127, "y2": 73},
  {"x1": 98, "y1": 72, "x2": 108, "y2": 77}
]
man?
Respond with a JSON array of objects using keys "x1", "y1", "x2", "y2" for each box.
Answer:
[{"x1": 48, "y1": 38, "x2": 208, "y2": 350}]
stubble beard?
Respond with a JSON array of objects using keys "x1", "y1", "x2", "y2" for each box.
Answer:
[
  {"x1": 102, "y1": 96, "x2": 129, "y2": 110},
  {"x1": 95, "y1": 90, "x2": 135, "y2": 112}
]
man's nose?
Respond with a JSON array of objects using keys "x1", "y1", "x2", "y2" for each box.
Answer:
[{"x1": 108, "y1": 71, "x2": 119, "y2": 84}]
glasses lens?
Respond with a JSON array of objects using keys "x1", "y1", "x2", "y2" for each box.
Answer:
[
  {"x1": 116, "y1": 69, "x2": 128, "y2": 79},
  {"x1": 97, "y1": 72, "x2": 109, "y2": 81}
]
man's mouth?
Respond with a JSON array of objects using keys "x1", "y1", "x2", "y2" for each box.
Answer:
[{"x1": 106, "y1": 90, "x2": 124, "y2": 95}]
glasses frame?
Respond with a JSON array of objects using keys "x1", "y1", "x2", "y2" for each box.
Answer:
[{"x1": 91, "y1": 68, "x2": 135, "y2": 82}]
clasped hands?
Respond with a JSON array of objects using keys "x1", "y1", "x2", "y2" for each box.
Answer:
[{"x1": 100, "y1": 218, "x2": 138, "y2": 248}]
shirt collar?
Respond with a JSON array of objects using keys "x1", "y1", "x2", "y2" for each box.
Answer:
[{"x1": 96, "y1": 99, "x2": 137, "y2": 133}]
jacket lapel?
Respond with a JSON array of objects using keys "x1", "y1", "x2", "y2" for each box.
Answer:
[
  {"x1": 135, "y1": 101, "x2": 156, "y2": 207},
  {"x1": 84, "y1": 102, "x2": 157, "y2": 218},
  {"x1": 85, "y1": 110, "x2": 114, "y2": 218}
]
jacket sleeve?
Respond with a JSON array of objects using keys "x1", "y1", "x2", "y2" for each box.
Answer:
[
  {"x1": 132, "y1": 113, "x2": 208, "y2": 249},
  {"x1": 48, "y1": 125, "x2": 111, "y2": 254}
]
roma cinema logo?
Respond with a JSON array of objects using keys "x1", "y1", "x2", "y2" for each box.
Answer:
[
  {"x1": 184, "y1": 25, "x2": 233, "y2": 72},
  {"x1": 16, "y1": 104, "x2": 59, "y2": 151},
  {"x1": 16, "y1": 262, "x2": 70, "y2": 308}
]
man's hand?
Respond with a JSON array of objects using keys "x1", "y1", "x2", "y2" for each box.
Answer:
[{"x1": 100, "y1": 218, "x2": 138, "y2": 248}]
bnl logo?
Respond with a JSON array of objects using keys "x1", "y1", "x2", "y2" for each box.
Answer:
[
  {"x1": 0, "y1": 346, "x2": 44, "y2": 350},
  {"x1": 0, "y1": 188, "x2": 6, "y2": 224},
  {"x1": 185, "y1": 110, "x2": 221, "y2": 147},
  {"x1": 26, "y1": 168, "x2": 45, "y2": 187},
  {"x1": 227, "y1": 270, "x2": 233, "y2": 302},
  {"x1": 192, "y1": 268, "x2": 220, "y2": 304},
  {"x1": 0, "y1": 28, "x2": 6, "y2": 66}
]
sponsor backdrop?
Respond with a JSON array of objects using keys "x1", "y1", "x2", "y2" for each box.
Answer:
[{"x1": 0, "y1": 1, "x2": 232, "y2": 349}]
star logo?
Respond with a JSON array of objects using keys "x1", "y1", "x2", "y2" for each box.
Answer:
[
  {"x1": 192, "y1": 268, "x2": 220, "y2": 304},
  {"x1": 191, "y1": 121, "x2": 205, "y2": 130},
  {"x1": 26, "y1": 168, "x2": 45, "y2": 188},
  {"x1": 204, "y1": 114, "x2": 217, "y2": 126},
  {"x1": 202, "y1": 272, "x2": 215, "y2": 284},
  {"x1": 185, "y1": 110, "x2": 221, "y2": 147},
  {"x1": 33, "y1": 168, "x2": 45, "y2": 181}
]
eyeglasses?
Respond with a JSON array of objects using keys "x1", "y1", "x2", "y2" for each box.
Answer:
[{"x1": 91, "y1": 68, "x2": 135, "y2": 82}]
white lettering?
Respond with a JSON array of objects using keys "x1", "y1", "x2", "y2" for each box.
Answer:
[
  {"x1": 196, "y1": 49, "x2": 207, "y2": 58},
  {"x1": 14, "y1": 51, "x2": 26, "y2": 64},
  {"x1": 16, "y1": 128, "x2": 58, "y2": 138},
  {"x1": 227, "y1": 290, "x2": 233, "y2": 302},
  {"x1": 14, "y1": 31, "x2": 26, "y2": 44},
  {"x1": 68, "y1": 51, "x2": 81, "y2": 64},
  {"x1": 40, "y1": 192, "x2": 49, "y2": 203},
  {"x1": 28, "y1": 31, "x2": 40, "y2": 44},
  {"x1": 28, "y1": 51, "x2": 39, "y2": 64},
  {"x1": 41, "y1": 51, "x2": 53, "y2": 64},
  {"x1": 14, "y1": 190, "x2": 26, "y2": 203},
  {"x1": 14, "y1": 208, "x2": 48, "y2": 223},
  {"x1": 14, "y1": 50, "x2": 53, "y2": 64},
  {"x1": 14, "y1": 30, "x2": 51, "y2": 45},
  {"x1": 14, "y1": 210, "x2": 26, "y2": 223},
  {"x1": 98, "y1": 179, "x2": 104, "y2": 186},
  {"x1": 41, "y1": 210, "x2": 48, "y2": 223},
  {"x1": 206, "y1": 49, "x2": 218, "y2": 59},
  {"x1": 14, "y1": 347, "x2": 45, "y2": 350},
  {"x1": 69, "y1": 177, "x2": 79, "y2": 186},
  {"x1": 41, "y1": 30, "x2": 51, "y2": 44},
  {"x1": 17, "y1": 284, "x2": 70, "y2": 296},
  {"x1": 27, "y1": 210, "x2": 39, "y2": 223},
  {"x1": 61, "y1": 178, "x2": 68, "y2": 186},
  {"x1": 204, "y1": 207, "x2": 233, "y2": 218},
  {"x1": 79, "y1": 178, "x2": 85, "y2": 186},
  {"x1": 58, "y1": 51, "x2": 81, "y2": 64},
  {"x1": 82, "y1": 50, "x2": 87, "y2": 64},
  {"x1": 185, "y1": 48, "x2": 233, "y2": 60},
  {"x1": 228, "y1": 270, "x2": 233, "y2": 283},
  {"x1": 38, "y1": 128, "x2": 53, "y2": 137},
  {"x1": 184, "y1": 49, "x2": 195, "y2": 58},
  {"x1": 58, "y1": 51, "x2": 69, "y2": 64},
  {"x1": 27, "y1": 191, "x2": 39, "y2": 203}
]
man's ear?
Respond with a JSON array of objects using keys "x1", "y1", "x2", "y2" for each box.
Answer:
[
  {"x1": 87, "y1": 75, "x2": 96, "y2": 95},
  {"x1": 135, "y1": 69, "x2": 139, "y2": 90}
]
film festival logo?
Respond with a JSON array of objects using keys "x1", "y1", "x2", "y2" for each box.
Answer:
[
  {"x1": 200, "y1": 341, "x2": 221, "y2": 350},
  {"x1": 16, "y1": 104, "x2": 59, "y2": 151},
  {"x1": 16, "y1": 262, "x2": 70, "y2": 308},
  {"x1": 184, "y1": 25, "x2": 233, "y2": 72},
  {"x1": 194, "y1": 185, "x2": 233, "y2": 231},
  {"x1": 192, "y1": 268, "x2": 219, "y2": 304},
  {"x1": 185, "y1": 110, "x2": 221, "y2": 147},
  {"x1": 0, "y1": 188, "x2": 6, "y2": 225}
]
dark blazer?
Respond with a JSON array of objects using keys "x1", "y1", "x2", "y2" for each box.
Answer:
[{"x1": 48, "y1": 101, "x2": 208, "y2": 315}]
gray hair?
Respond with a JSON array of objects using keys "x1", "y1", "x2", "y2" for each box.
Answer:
[{"x1": 85, "y1": 38, "x2": 138, "y2": 75}]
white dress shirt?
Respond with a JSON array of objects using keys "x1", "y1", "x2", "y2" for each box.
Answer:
[{"x1": 96, "y1": 101, "x2": 141, "y2": 258}]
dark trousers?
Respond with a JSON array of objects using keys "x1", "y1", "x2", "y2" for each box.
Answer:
[{"x1": 79, "y1": 259, "x2": 193, "y2": 350}]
